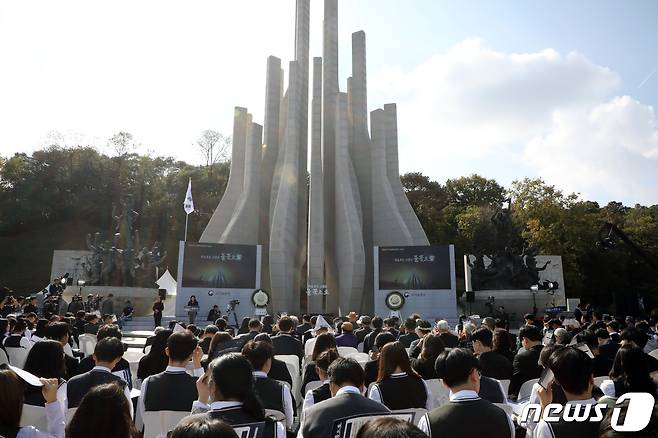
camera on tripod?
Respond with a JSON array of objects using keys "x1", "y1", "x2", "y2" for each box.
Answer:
[{"x1": 227, "y1": 299, "x2": 240, "y2": 311}]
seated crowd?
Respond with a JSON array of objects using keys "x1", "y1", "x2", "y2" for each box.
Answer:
[{"x1": 2, "y1": 294, "x2": 658, "y2": 438}]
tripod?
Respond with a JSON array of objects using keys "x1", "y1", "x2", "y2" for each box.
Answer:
[{"x1": 226, "y1": 303, "x2": 239, "y2": 328}]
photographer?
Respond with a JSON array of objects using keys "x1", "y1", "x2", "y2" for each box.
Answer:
[{"x1": 152, "y1": 296, "x2": 164, "y2": 328}]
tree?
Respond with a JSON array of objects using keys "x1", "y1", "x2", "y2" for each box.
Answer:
[
  {"x1": 197, "y1": 130, "x2": 230, "y2": 168},
  {"x1": 109, "y1": 132, "x2": 134, "y2": 156},
  {"x1": 445, "y1": 174, "x2": 506, "y2": 208}
]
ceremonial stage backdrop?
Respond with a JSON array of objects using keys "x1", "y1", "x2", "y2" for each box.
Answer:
[
  {"x1": 176, "y1": 242, "x2": 261, "y2": 321},
  {"x1": 374, "y1": 245, "x2": 457, "y2": 321}
]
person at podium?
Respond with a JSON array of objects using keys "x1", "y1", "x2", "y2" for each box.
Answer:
[{"x1": 186, "y1": 296, "x2": 200, "y2": 325}]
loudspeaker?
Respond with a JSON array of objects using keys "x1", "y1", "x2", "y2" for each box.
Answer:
[{"x1": 466, "y1": 291, "x2": 475, "y2": 303}]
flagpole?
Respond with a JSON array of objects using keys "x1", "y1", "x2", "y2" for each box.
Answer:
[{"x1": 184, "y1": 212, "x2": 189, "y2": 242}]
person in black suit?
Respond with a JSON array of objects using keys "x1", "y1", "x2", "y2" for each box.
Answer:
[
  {"x1": 409, "y1": 320, "x2": 433, "y2": 359},
  {"x1": 299, "y1": 357, "x2": 390, "y2": 438},
  {"x1": 354, "y1": 316, "x2": 372, "y2": 345},
  {"x1": 66, "y1": 337, "x2": 132, "y2": 410},
  {"x1": 471, "y1": 328, "x2": 512, "y2": 380},
  {"x1": 411, "y1": 334, "x2": 445, "y2": 380},
  {"x1": 296, "y1": 314, "x2": 313, "y2": 339},
  {"x1": 398, "y1": 318, "x2": 419, "y2": 348},
  {"x1": 253, "y1": 333, "x2": 293, "y2": 390},
  {"x1": 234, "y1": 319, "x2": 262, "y2": 347},
  {"x1": 418, "y1": 348, "x2": 514, "y2": 437},
  {"x1": 76, "y1": 325, "x2": 132, "y2": 389},
  {"x1": 137, "y1": 331, "x2": 204, "y2": 420},
  {"x1": 363, "y1": 317, "x2": 384, "y2": 354},
  {"x1": 509, "y1": 325, "x2": 544, "y2": 398},
  {"x1": 436, "y1": 320, "x2": 459, "y2": 348},
  {"x1": 596, "y1": 328, "x2": 620, "y2": 362},
  {"x1": 271, "y1": 316, "x2": 303, "y2": 365}
]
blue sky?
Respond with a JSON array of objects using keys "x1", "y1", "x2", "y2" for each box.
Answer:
[{"x1": 0, "y1": 0, "x2": 656, "y2": 205}]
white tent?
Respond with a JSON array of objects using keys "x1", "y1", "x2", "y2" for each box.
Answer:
[{"x1": 156, "y1": 269, "x2": 177, "y2": 296}]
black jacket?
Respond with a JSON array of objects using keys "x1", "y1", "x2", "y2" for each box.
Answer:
[{"x1": 510, "y1": 344, "x2": 543, "y2": 397}]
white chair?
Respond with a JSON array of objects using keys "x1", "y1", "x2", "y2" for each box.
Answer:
[
  {"x1": 275, "y1": 354, "x2": 301, "y2": 377},
  {"x1": 337, "y1": 346, "x2": 358, "y2": 357},
  {"x1": 65, "y1": 408, "x2": 77, "y2": 424},
  {"x1": 391, "y1": 408, "x2": 427, "y2": 425},
  {"x1": 304, "y1": 380, "x2": 324, "y2": 393},
  {"x1": 498, "y1": 379, "x2": 511, "y2": 395},
  {"x1": 304, "y1": 338, "x2": 317, "y2": 357},
  {"x1": 494, "y1": 403, "x2": 514, "y2": 416},
  {"x1": 649, "y1": 349, "x2": 658, "y2": 360},
  {"x1": 357, "y1": 342, "x2": 364, "y2": 352},
  {"x1": 20, "y1": 405, "x2": 48, "y2": 430},
  {"x1": 78, "y1": 334, "x2": 97, "y2": 357},
  {"x1": 424, "y1": 379, "x2": 451, "y2": 407},
  {"x1": 6, "y1": 347, "x2": 29, "y2": 368},
  {"x1": 142, "y1": 410, "x2": 189, "y2": 438},
  {"x1": 0, "y1": 348, "x2": 9, "y2": 365},
  {"x1": 344, "y1": 352, "x2": 369, "y2": 362},
  {"x1": 144, "y1": 344, "x2": 152, "y2": 354},
  {"x1": 281, "y1": 360, "x2": 302, "y2": 402},
  {"x1": 264, "y1": 409, "x2": 286, "y2": 422},
  {"x1": 593, "y1": 376, "x2": 608, "y2": 388},
  {"x1": 518, "y1": 378, "x2": 539, "y2": 402}
]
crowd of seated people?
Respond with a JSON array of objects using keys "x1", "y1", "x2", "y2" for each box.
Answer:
[{"x1": 5, "y1": 288, "x2": 658, "y2": 438}]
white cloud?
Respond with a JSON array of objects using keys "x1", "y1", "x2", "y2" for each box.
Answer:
[{"x1": 369, "y1": 38, "x2": 658, "y2": 204}]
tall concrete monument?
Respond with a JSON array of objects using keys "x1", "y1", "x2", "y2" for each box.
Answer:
[{"x1": 201, "y1": 0, "x2": 428, "y2": 315}]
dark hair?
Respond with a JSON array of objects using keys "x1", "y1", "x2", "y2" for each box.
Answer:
[
  {"x1": 94, "y1": 337, "x2": 124, "y2": 363},
  {"x1": 377, "y1": 341, "x2": 420, "y2": 382},
  {"x1": 312, "y1": 333, "x2": 337, "y2": 361},
  {"x1": 575, "y1": 330, "x2": 599, "y2": 350},
  {"x1": 248, "y1": 319, "x2": 262, "y2": 330},
  {"x1": 169, "y1": 416, "x2": 238, "y2": 438},
  {"x1": 167, "y1": 331, "x2": 198, "y2": 362},
  {"x1": 595, "y1": 328, "x2": 610, "y2": 340},
  {"x1": 241, "y1": 341, "x2": 273, "y2": 371},
  {"x1": 471, "y1": 328, "x2": 493, "y2": 348},
  {"x1": 0, "y1": 319, "x2": 8, "y2": 334},
  {"x1": 519, "y1": 325, "x2": 542, "y2": 342},
  {"x1": 621, "y1": 327, "x2": 648, "y2": 349},
  {"x1": 420, "y1": 334, "x2": 445, "y2": 361},
  {"x1": 253, "y1": 333, "x2": 272, "y2": 344},
  {"x1": 547, "y1": 346, "x2": 592, "y2": 395},
  {"x1": 12, "y1": 319, "x2": 27, "y2": 333},
  {"x1": 97, "y1": 324, "x2": 122, "y2": 341},
  {"x1": 606, "y1": 321, "x2": 620, "y2": 332},
  {"x1": 139, "y1": 329, "x2": 172, "y2": 379},
  {"x1": 328, "y1": 357, "x2": 365, "y2": 388},
  {"x1": 316, "y1": 349, "x2": 340, "y2": 373},
  {"x1": 215, "y1": 319, "x2": 228, "y2": 331},
  {"x1": 539, "y1": 343, "x2": 563, "y2": 368},
  {"x1": 239, "y1": 317, "x2": 250, "y2": 332},
  {"x1": 277, "y1": 317, "x2": 294, "y2": 333},
  {"x1": 66, "y1": 383, "x2": 139, "y2": 438},
  {"x1": 24, "y1": 340, "x2": 66, "y2": 379},
  {"x1": 209, "y1": 354, "x2": 264, "y2": 420},
  {"x1": 204, "y1": 325, "x2": 219, "y2": 335},
  {"x1": 372, "y1": 317, "x2": 383, "y2": 329},
  {"x1": 208, "y1": 332, "x2": 234, "y2": 359},
  {"x1": 374, "y1": 332, "x2": 396, "y2": 351},
  {"x1": 356, "y1": 417, "x2": 427, "y2": 438},
  {"x1": 592, "y1": 311, "x2": 603, "y2": 320},
  {"x1": 45, "y1": 321, "x2": 70, "y2": 342},
  {"x1": 0, "y1": 366, "x2": 24, "y2": 428},
  {"x1": 404, "y1": 318, "x2": 417, "y2": 331},
  {"x1": 492, "y1": 328, "x2": 512, "y2": 354},
  {"x1": 434, "y1": 348, "x2": 480, "y2": 387},
  {"x1": 609, "y1": 345, "x2": 656, "y2": 396},
  {"x1": 302, "y1": 314, "x2": 311, "y2": 322}
]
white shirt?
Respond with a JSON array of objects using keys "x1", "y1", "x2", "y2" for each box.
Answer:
[
  {"x1": 367, "y1": 372, "x2": 434, "y2": 410},
  {"x1": 253, "y1": 371, "x2": 294, "y2": 429},
  {"x1": 302, "y1": 380, "x2": 329, "y2": 411},
  {"x1": 17, "y1": 400, "x2": 64, "y2": 438},
  {"x1": 3, "y1": 334, "x2": 32, "y2": 349},
  {"x1": 193, "y1": 400, "x2": 285, "y2": 438},
  {"x1": 418, "y1": 390, "x2": 515, "y2": 438},
  {"x1": 137, "y1": 365, "x2": 204, "y2": 427},
  {"x1": 600, "y1": 379, "x2": 615, "y2": 398},
  {"x1": 535, "y1": 398, "x2": 597, "y2": 438}
]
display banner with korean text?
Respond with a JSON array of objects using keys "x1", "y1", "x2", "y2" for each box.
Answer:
[
  {"x1": 374, "y1": 245, "x2": 457, "y2": 322},
  {"x1": 176, "y1": 242, "x2": 261, "y2": 323}
]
